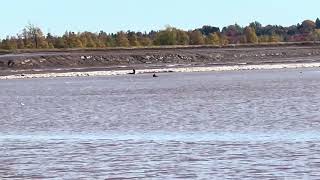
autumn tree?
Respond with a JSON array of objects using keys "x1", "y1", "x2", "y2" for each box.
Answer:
[
  {"x1": 80, "y1": 32, "x2": 99, "y2": 48},
  {"x1": 5, "y1": 20, "x2": 320, "y2": 50},
  {"x1": 116, "y1": 31, "x2": 130, "y2": 47},
  {"x1": 138, "y1": 36, "x2": 152, "y2": 46},
  {"x1": 299, "y1": 20, "x2": 316, "y2": 34},
  {"x1": 310, "y1": 29, "x2": 320, "y2": 41},
  {"x1": 64, "y1": 31, "x2": 83, "y2": 48},
  {"x1": 249, "y1": 21, "x2": 262, "y2": 35},
  {"x1": 1, "y1": 36, "x2": 18, "y2": 50},
  {"x1": 269, "y1": 34, "x2": 282, "y2": 42},
  {"x1": 189, "y1": 30, "x2": 205, "y2": 45},
  {"x1": 176, "y1": 29, "x2": 189, "y2": 45},
  {"x1": 244, "y1": 27, "x2": 258, "y2": 43},
  {"x1": 16, "y1": 35, "x2": 25, "y2": 49},
  {"x1": 86, "y1": 36, "x2": 97, "y2": 48},
  {"x1": 22, "y1": 28, "x2": 32, "y2": 48},
  {"x1": 53, "y1": 37, "x2": 66, "y2": 48},
  {"x1": 127, "y1": 31, "x2": 140, "y2": 46},
  {"x1": 22, "y1": 24, "x2": 48, "y2": 48},
  {"x1": 222, "y1": 24, "x2": 243, "y2": 36},
  {"x1": 222, "y1": 24, "x2": 243, "y2": 44},
  {"x1": 46, "y1": 33, "x2": 55, "y2": 48},
  {"x1": 258, "y1": 35, "x2": 269, "y2": 43},
  {"x1": 206, "y1": 32, "x2": 221, "y2": 45},
  {"x1": 97, "y1": 31, "x2": 109, "y2": 47}
]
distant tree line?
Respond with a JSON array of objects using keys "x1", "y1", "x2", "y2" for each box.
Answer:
[{"x1": 1, "y1": 19, "x2": 320, "y2": 50}]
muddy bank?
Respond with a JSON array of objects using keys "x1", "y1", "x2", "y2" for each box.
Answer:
[
  {"x1": 1, "y1": 62, "x2": 320, "y2": 80},
  {"x1": 1, "y1": 45, "x2": 320, "y2": 76}
]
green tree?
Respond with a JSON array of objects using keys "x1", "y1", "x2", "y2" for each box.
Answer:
[
  {"x1": 46, "y1": 33, "x2": 55, "y2": 49},
  {"x1": 316, "y1": 18, "x2": 320, "y2": 29},
  {"x1": 154, "y1": 27, "x2": 177, "y2": 45},
  {"x1": 104, "y1": 34, "x2": 117, "y2": 47},
  {"x1": 249, "y1": 21, "x2": 262, "y2": 35},
  {"x1": 197, "y1": 25, "x2": 220, "y2": 36},
  {"x1": 54, "y1": 37, "x2": 66, "y2": 48}
]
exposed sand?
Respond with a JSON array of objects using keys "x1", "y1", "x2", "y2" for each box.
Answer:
[
  {"x1": 1, "y1": 62, "x2": 319, "y2": 80},
  {"x1": 1, "y1": 44, "x2": 320, "y2": 79}
]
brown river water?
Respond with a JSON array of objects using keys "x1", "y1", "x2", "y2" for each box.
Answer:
[{"x1": 1, "y1": 68, "x2": 320, "y2": 179}]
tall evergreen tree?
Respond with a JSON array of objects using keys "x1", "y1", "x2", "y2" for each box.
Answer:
[{"x1": 316, "y1": 18, "x2": 320, "y2": 29}]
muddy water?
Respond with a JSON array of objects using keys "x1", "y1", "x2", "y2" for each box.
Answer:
[{"x1": 1, "y1": 68, "x2": 320, "y2": 179}]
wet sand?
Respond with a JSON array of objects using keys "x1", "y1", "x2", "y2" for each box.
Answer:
[
  {"x1": 1, "y1": 62, "x2": 320, "y2": 79},
  {"x1": 1, "y1": 44, "x2": 320, "y2": 79}
]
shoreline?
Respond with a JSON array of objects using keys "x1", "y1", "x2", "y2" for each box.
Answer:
[
  {"x1": 1, "y1": 62, "x2": 319, "y2": 80},
  {"x1": 2, "y1": 44, "x2": 320, "y2": 79}
]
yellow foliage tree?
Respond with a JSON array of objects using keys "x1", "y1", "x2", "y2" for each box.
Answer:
[
  {"x1": 189, "y1": 30, "x2": 205, "y2": 45},
  {"x1": 269, "y1": 34, "x2": 281, "y2": 42},
  {"x1": 206, "y1": 32, "x2": 221, "y2": 45},
  {"x1": 311, "y1": 29, "x2": 320, "y2": 41},
  {"x1": 244, "y1": 27, "x2": 258, "y2": 43},
  {"x1": 116, "y1": 31, "x2": 130, "y2": 47}
]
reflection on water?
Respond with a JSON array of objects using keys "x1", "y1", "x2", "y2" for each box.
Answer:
[{"x1": 1, "y1": 68, "x2": 320, "y2": 179}]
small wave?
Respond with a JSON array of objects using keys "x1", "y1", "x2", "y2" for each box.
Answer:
[{"x1": 1, "y1": 131, "x2": 320, "y2": 142}]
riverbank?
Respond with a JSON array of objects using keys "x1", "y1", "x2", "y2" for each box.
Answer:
[
  {"x1": 1, "y1": 44, "x2": 320, "y2": 79},
  {"x1": 1, "y1": 62, "x2": 320, "y2": 79}
]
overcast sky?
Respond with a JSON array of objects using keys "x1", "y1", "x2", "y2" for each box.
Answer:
[{"x1": 0, "y1": 0, "x2": 319, "y2": 38}]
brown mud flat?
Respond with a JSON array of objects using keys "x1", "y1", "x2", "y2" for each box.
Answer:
[{"x1": 1, "y1": 43, "x2": 320, "y2": 76}]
